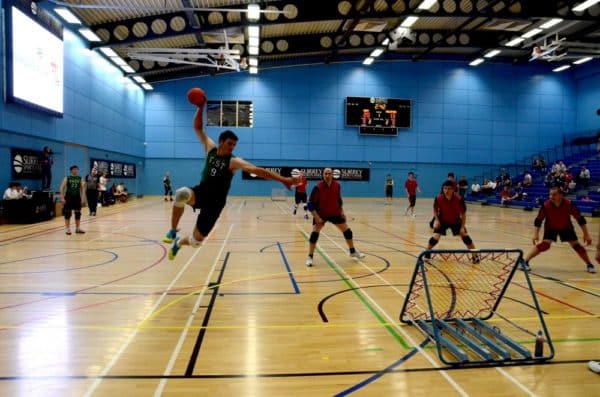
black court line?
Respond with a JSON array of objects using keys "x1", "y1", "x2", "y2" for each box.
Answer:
[
  {"x1": 185, "y1": 252, "x2": 230, "y2": 376},
  {"x1": 0, "y1": 359, "x2": 590, "y2": 381}
]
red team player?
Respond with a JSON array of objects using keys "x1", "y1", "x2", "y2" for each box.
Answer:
[
  {"x1": 292, "y1": 171, "x2": 309, "y2": 219},
  {"x1": 425, "y1": 180, "x2": 479, "y2": 263},
  {"x1": 404, "y1": 171, "x2": 420, "y2": 217},
  {"x1": 521, "y1": 185, "x2": 595, "y2": 273}
]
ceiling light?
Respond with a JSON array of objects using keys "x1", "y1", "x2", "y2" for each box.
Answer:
[
  {"x1": 248, "y1": 36, "x2": 259, "y2": 47},
  {"x1": 370, "y1": 48, "x2": 384, "y2": 57},
  {"x1": 469, "y1": 58, "x2": 484, "y2": 66},
  {"x1": 572, "y1": 0, "x2": 600, "y2": 12},
  {"x1": 540, "y1": 18, "x2": 563, "y2": 29},
  {"x1": 248, "y1": 25, "x2": 259, "y2": 38},
  {"x1": 111, "y1": 57, "x2": 128, "y2": 66},
  {"x1": 141, "y1": 83, "x2": 153, "y2": 90},
  {"x1": 248, "y1": 46, "x2": 259, "y2": 55},
  {"x1": 363, "y1": 57, "x2": 374, "y2": 65},
  {"x1": 401, "y1": 16, "x2": 419, "y2": 28},
  {"x1": 505, "y1": 37, "x2": 525, "y2": 47},
  {"x1": 521, "y1": 28, "x2": 543, "y2": 39},
  {"x1": 382, "y1": 38, "x2": 390, "y2": 46},
  {"x1": 55, "y1": 8, "x2": 81, "y2": 24},
  {"x1": 249, "y1": 66, "x2": 258, "y2": 74},
  {"x1": 78, "y1": 28, "x2": 102, "y2": 42},
  {"x1": 552, "y1": 65, "x2": 570, "y2": 72},
  {"x1": 99, "y1": 47, "x2": 118, "y2": 57},
  {"x1": 120, "y1": 65, "x2": 135, "y2": 73},
  {"x1": 248, "y1": 57, "x2": 258, "y2": 66},
  {"x1": 573, "y1": 57, "x2": 593, "y2": 64},
  {"x1": 484, "y1": 49, "x2": 501, "y2": 58},
  {"x1": 133, "y1": 76, "x2": 146, "y2": 83},
  {"x1": 417, "y1": 0, "x2": 437, "y2": 10},
  {"x1": 247, "y1": 4, "x2": 260, "y2": 22}
]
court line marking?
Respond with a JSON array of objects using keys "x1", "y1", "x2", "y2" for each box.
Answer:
[
  {"x1": 82, "y1": 224, "x2": 225, "y2": 397},
  {"x1": 153, "y1": 224, "x2": 234, "y2": 397}
]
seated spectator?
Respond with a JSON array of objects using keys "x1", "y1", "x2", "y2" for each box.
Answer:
[
  {"x1": 471, "y1": 180, "x2": 481, "y2": 195},
  {"x1": 3, "y1": 182, "x2": 26, "y2": 200},
  {"x1": 581, "y1": 195, "x2": 595, "y2": 202},
  {"x1": 532, "y1": 157, "x2": 540, "y2": 171},
  {"x1": 481, "y1": 179, "x2": 497, "y2": 195},
  {"x1": 500, "y1": 185, "x2": 512, "y2": 206},
  {"x1": 578, "y1": 166, "x2": 591, "y2": 189},
  {"x1": 511, "y1": 182, "x2": 525, "y2": 201},
  {"x1": 114, "y1": 182, "x2": 128, "y2": 203},
  {"x1": 522, "y1": 171, "x2": 533, "y2": 187}
]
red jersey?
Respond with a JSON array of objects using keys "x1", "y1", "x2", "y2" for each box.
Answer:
[
  {"x1": 405, "y1": 179, "x2": 418, "y2": 195},
  {"x1": 536, "y1": 198, "x2": 584, "y2": 231},
  {"x1": 434, "y1": 193, "x2": 466, "y2": 225},
  {"x1": 295, "y1": 175, "x2": 307, "y2": 194},
  {"x1": 309, "y1": 180, "x2": 343, "y2": 217}
]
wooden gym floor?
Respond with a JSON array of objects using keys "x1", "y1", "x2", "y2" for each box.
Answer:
[{"x1": 0, "y1": 196, "x2": 598, "y2": 396}]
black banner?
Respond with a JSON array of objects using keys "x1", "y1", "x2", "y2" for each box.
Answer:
[
  {"x1": 11, "y1": 148, "x2": 42, "y2": 179},
  {"x1": 91, "y1": 158, "x2": 136, "y2": 178},
  {"x1": 242, "y1": 167, "x2": 370, "y2": 181}
]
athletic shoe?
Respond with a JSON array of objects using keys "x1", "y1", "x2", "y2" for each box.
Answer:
[
  {"x1": 587, "y1": 263, "x2": 596, "y2": 274},
  {"x1": 520, "y1": 259, "x2": 531, "y2": 272},
  {"x1": 350, "y1": 250, "x2": 365, "y2": 260},
  {"x1": 75, "y1": 229, "x2": 85, "y2": 234},
  {"x1": 168, "y1": 237, "x2": 181, "y2": 260},
  {"x1": 304, "y1": 214, "x2": 309, "y2": 220},
  {"x1": 471, "y1": 254, "x2": 480, "y2": 264},
  {"x1": 162, "y1": 228, "x2": 177, "y2": 243},
  {"x1": 589, "y1": 361, "x2": 600, "y2": 373},
  {"x1": 65, "y1": 229, "x2": 72, "y2": 235},
  {"x1": 305, "y1": 256, "x2": 313, "y2": 267},
  {"x1": 293, "y1": 207, "x2": 297, "y2": 215}
]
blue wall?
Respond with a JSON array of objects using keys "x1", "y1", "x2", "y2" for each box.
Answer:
[
  {"x1": 144, "y1": 61, "x2": 579, "y2": 197},
  {"x1": 575, "y1": 63, "x2": 600, "y2": 132},
  {"x1": 0, "y1": 23, "x2": 146, "y2": 193}
]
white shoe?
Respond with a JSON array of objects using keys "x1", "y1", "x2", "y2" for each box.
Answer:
[
  {"x1": 305, "y1": 256, "x2": 313, "y2": 267},
  {"x1": 350, "y1": 250, "x2": 365, "y2": 260},
  {"x1": 589, "y1": 361, "x2": 600, "y2": 373}
]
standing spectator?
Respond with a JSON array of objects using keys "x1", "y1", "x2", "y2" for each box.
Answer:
[
  {"x1": 520, "y1": 185, "x2": 595, "y2": 273},
  {"x1": 384, "y1": 174, "x2": 394, "y2": 205},
  {"x1": 59, "y1": 165, "x2": 85, "y2": 235},
  {"x1": 293, "y1": 171, "x2": 309, "y2": 219},
  {"x1": 470, "y1": 180, "x2": 481, "y2": 196},
  {"x1": 305, "y1": 168, "x2": 365, "y2": 266},
  {"x1": 98, "y1": 172, "x2": 108, "y2": 206},
  {"x1": 425, "y1": 180, "x2": 479, "y2": 263},
  {"x1": 41, "y1": 146, "x2": 54, "y2": 191},
  {"x1": 579, "y1": 166, "x2": 590, "y2": 189},
  {"x1": 163, "y1": 100, "x2": 297, "y2": 260},
  {"x1": 458, "y1": 175, "x2": 468, "y2": 197},
  {"x1": 163, "y1": 171, "x2": 173, "y2": 201},
  {"x1": 523, "y1": 171, "x2": 533, "y2": 187},
  {"x1": 404, "y1": 172, "x2": 420, "y2": 217},
  {"x1": 85, "y1": 168, "x2": 99, "y2": 216}
]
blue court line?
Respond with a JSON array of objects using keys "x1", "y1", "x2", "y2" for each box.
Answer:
[
  {"x1": 276, "y1": 242, "x2": 300, "y2": 294},
  {"x1": 333, "y1": 339, "x2": 430, "y2": 397}
]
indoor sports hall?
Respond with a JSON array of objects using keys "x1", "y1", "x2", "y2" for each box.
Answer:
[{"x1": 0, "y1": 1, "x2": 599, "y2": 396}]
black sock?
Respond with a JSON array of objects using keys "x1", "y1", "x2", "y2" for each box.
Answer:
[
  {"x1": 308, "y1": 254, "x2": 313, "y2": 258},
  {"x1": 349, "y1": 248, "x2": 356, "y2": 254}
]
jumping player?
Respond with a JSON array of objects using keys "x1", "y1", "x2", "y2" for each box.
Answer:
[
  {"x1": 293, "y1": 171, "x2": 309, "y2": 219},
  {"x1": 163, "y1": 97, "x2": 297, "y2": 260},
  {"x1": 521, "y1": 185, "x2": 595, "y2": 273}
]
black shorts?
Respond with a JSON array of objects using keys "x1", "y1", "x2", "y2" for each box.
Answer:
[
  {"x1": 543, "y1": 228, "x2": 577, "y2": 242},
  {"x1": 191, "y1": 185, "x2": 226, "y2": 237},
  {"x1": 64, "y1": 195, "x2": 82, "y2": 213},
  {"x1": 316, "y1": 215, "x2": 346, "y2": 225},
  {"x1": 385, "y1": 187, "x2": 393, "y2": 198},
  {"x1": 434, "y1": 223, "x2": 463, "y2": 236},
  {"x1": 408, "y1": 194, "x2": 416, "y2": 207},
  {"x1": 295, "y1": 192, "x2": 307, "y2": 205}
]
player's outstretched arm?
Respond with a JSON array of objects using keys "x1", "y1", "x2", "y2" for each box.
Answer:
[
  {"x1": 192, "y1": 107, "x2": 216, "y2": 153},
  {"x1": 232, "y1": 158, "x2": 296, "y2": 189}
]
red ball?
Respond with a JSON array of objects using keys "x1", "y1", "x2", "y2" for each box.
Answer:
[{"x1": 187, "y1": 87, "x2": 206, "y2": 107}]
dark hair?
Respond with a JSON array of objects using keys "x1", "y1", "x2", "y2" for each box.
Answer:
[
  {"x1": 447, "y1": 172, "x2": 455, "y2": 178},
  {"x1": 70, "y1": 165, "x2": 79, "y2": 170},
  {"x1": 442, "y1": 180, "x2": 455, "y2": 188},
  {"x1": 219, "y1": 130, "x2": 239, "y2": 143},
  {"x1": 408, "y1": 172, "x2": 414, "y2": 176}
]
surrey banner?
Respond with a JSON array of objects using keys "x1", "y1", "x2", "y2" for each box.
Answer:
[
  {"x1": 91, "y1": 158, "x2": 136, "y2": 178},
  {"x1": 242, "y1": 166, "x2": 369, "y2": 181},
  {"x1": 11, "y1": 148, "x2": 43, "y2": 179}
]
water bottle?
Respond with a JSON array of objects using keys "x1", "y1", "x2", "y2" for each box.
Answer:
[{"x1": 534, "y1": 330, "x2": 544, "y2": 357}]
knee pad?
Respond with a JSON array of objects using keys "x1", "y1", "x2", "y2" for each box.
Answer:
[
  {"x1": 309, "y1": 232, "x2": 319, "y2": 244},
  {"x1": 428, "y1": 237, "x2": 439, "y2": 247},
  {"x1": 74, "y1": 211, "x2": 81, "y2": 220},
  {"x1": 572, "y1": 243, "x2": 586, "y2": 256},
  {"x1": 462, "y1": 235, "x2": 473, "y2": 246},
  {"x1": 536, "y1": 241, "x2": 550, "y2": 252},
  {"x1": 174, "y1": 187, "x2": 192, "y2": 208},
  {"x1": 189, "y1": 234, "x2": 203, "y2": 248},
  {"x1": 343, "y1": 228, "x2": 353, "y2": 240}
]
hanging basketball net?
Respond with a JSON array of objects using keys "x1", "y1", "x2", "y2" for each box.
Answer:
[{"x1": 400, "y1": 249, "x2": 554, "y2": 366}]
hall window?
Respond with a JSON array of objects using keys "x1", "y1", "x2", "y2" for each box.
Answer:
[{"x1": 206, "y1": 100, "x2": 253, "y2": 128}]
